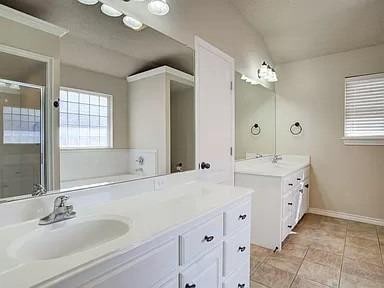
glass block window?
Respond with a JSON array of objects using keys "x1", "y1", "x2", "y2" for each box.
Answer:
[
  {"x1": 3, "y1": 106, "x2": 41, "y2": 144},
  {"x1": 59, "y1": 87, "x2": 112, "y2": 149}
]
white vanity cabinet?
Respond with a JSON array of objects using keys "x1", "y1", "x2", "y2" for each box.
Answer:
[
  {"x1": 235, "y1": 164, "x2": 310, "y2": 251},
  {"x1": 48, "y1": 197, "x2": 251, "y2": 288}
]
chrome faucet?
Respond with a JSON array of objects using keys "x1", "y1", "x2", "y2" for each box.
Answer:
[
  {"x1": 272, "y1": 154, "x2": 283, "y2": 164},
  {"x1": 32, "y1": 183, "x2": 47, "y2": 197},
  {"x1": 39, "y1": 195, "x2": 76, "y2": 225}
]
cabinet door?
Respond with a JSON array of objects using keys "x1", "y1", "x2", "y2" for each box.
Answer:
[
  {"x1": 195, "y1": 36, "x2": 235, "y2": 184},
  {"x1": 180, "y1": 248, "x2": 222, "y2": 288},
  {"x1": 302, "y1": 179, "x2": 310, "y2": 218}
]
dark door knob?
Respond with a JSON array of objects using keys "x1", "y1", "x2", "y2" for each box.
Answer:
[
  {"x1": 200, "y1": 162, "x2": 211, "y2": 169},
  {"x1": 305, "y1": 184, "x2": 309, "y2": 188}
]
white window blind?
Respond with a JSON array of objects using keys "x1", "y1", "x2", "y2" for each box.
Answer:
[
  {"x1": 59, "y1": 87, "x2": 113, "y2": 149},
  {"x1": 345, "y1": 73, "x2": 384, "y2": 142}
]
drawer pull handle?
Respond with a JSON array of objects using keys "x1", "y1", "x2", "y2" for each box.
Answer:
[
  {"x1": 239, "y1": 214, "x2": 247, "y2": 220},
  {"x1": 288, "y1": 202, "x2": 292, "y2": 206},
  {"x1": 204, "y1": 235, "x2": 214, "y2": 242},
  {"x1": 299, "y1": 189, "x2": 304, "y2": 194},
  {"x1": 238, "y1": 284, "x2": 245, "y2": 288},
  {"x1": 238, "y1": 246, "x2": 246, "y2": 252},
  {"x1": 297, "y1": 178, "x2": 301, "y2": 181},
  {"x1": 305, "y1": 184, "x2": 309, "y2": 188},
  {"x1": 288, "y1": 183, "x2": 293, "y2": 186},
  {"x1": 185, "y1": 284, "x2": 196, "y2": 288},
  {"x1": 288, "y1": 225, "x2": 292, "y2": 228}
]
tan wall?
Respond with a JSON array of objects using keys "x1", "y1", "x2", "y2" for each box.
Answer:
[
  {"x1": 170, "y1": 86, "x2": 195, "y2": 172},
  {"x1": 60, "y1": 64, "x2": 129, "y2": 148},
  {"x1": 276, "y1": 44, "x2": 384, "y2": 220},
  {"x1": 235, "y1": 72, "x2": 275, "y2": 159}
]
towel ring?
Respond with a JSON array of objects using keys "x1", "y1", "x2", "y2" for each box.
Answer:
[
  {"x1": 290, "y1": 122, "x2": 302, "y2": 135},
  {"x1": 251, "y1": 123, "x2": 261, "y2": 136}
]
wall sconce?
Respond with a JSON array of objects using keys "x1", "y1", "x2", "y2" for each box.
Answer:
[
  {"x1": 290, "y1": 122, "x2": 303, "y2": 135},
  {"x1": 258, "y1": 61, "x2": 278, "y2": 82},
  {"x1": 251, "y1": 123, "x2": 261, "y2": 135}
]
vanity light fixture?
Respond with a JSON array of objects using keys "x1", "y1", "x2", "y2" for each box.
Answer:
[
  {"x1": 77, "y1": 0, "x2": 99, "y2": 5},
  {"x1": 148, "y1": 0, "x2": 170, "y2": 16},
  {"x1": 101, "y1": 4, "x2": 123, "y2": 17},
  {"x1": 123, "y1": 15, "x2": 144, "y2": 30},
  {"x1": 258, "y1": 61, "x2": 278, "y2": 83}
]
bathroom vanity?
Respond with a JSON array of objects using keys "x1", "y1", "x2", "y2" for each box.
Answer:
[
  {"x1": 235, "y1": 155, "x2": 310, "y2": 250},
  {"x1": 0, "y1": 178, "x2": 252, "y2": 288}
]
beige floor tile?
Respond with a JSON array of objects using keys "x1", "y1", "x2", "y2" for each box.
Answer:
[
  {"x1": 340, "y1": 272, "x2": 384, "y2": 288},
  {"x1": 251, "y1": 281, "x2": 269, "y2": 288},
  {"x1": 342, "y1": 257, "x2": 384, "y2": 283},
  {"x1": 281, "y1": 242, "x2": 308, "y2": 258},
  {"x1": 346, "y1": 235, "x2": 380, "y2": 250},
  {"x1": 251, "y1": 263, "x2": 295, "y2": 288},
  {"x1": 305, "y1": 247, "x2": 342, "y2": 269},
  {"x1": 348, "y1": 222, "x2": 378, "y2": 233},
  {"x1": 298, "y1": 260, "x2": 340, "y2": 288},
  {"x1": 251, "y1": 256, "x2": 262, "y2": 272},
  {"x1": 251, "y1": 244, "x2": 273, "y2": 263},
  {"x1": 347, "y1": 229, "x2": 378, "y2": 241},
  {"x1": 265, "y1": 253, "x2": 303, "y2": 274},
  {"x1": 344, "y1": 245, "x2": 383, "y2": 266},
  {"x1": 291, "y1": 276, "x2": 331, "y2": 288},
  {"x1": 310, "y1": 238, "x2": 345, "y2": 255}
]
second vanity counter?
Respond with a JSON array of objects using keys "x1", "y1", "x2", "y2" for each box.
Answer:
[{"x1": 0, "y1": 181, "x2": 253, "y2": 288}]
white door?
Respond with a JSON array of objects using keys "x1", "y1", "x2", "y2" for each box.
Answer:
[{"x1": 195, "y1": 37, "x2": 234, "y2": 184}]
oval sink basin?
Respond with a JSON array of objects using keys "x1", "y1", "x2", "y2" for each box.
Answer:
[{"x1": 9, "y1": 216, "x2": 130, "y2": 261}]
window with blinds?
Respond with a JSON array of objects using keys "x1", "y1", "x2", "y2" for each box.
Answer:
[{"x1": 344, "y1": 73, "x2": 384, "y2": 144}]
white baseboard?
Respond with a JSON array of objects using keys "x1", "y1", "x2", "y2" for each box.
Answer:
[{"x1": 308, "y1": 208, "x2": 384, "y2": 227}]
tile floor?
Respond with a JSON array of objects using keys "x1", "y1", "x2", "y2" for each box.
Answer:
[{"x1": 250, "y1": 213, "x2": 384, "y2": 288}]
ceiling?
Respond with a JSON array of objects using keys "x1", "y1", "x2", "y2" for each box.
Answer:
[
  {"x1": 230, "y1": 0, "x2": 384, "y2": 64},
  {"x1": 0, "y1": 0, "x2": 194, "y2": 78}
]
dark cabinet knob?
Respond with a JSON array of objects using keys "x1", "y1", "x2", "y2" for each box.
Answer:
[
  {"x1": 288, "y1": 202, "x2": 292, "y2": 206},
  {"x1": 297, "y1": 178, "x2": 301, "y2": 181},
  {"x1": 238, "y1": 246, "x2": 246, "y2": 252},
  {"x1": 299, "y1": 189, "x2": 304, "y2": 194},
  {"x1": 204, "y1": 235, "x2": 214, "y2": 242},
  {"x1": 305, "y1": 184, "x2": 309, "y2": 188},
  {"x1": 288, "y1": 183, "x2": 293, "y2": 186},
  {"x1": 239, "y1": 214, "x2": 247, "y2": 220},
  {"x1": 200, "y1": 162, "x2": 211, "y2": 169},
  {"x1": 185, "y1": 284, "x2": 196, "y2": 288},
  {"x1": 53, "y1": 100, "x2": 60, "y2": 108},
  {"x1": 288, "y1": 225, "x2": 292, "y2": 228},
  {"x1": 238, "y1": 284, "x2": 245, "y2": 288}
]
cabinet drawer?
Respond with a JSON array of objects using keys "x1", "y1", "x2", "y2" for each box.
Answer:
[
  {"x1": 224, "y1": 201, "x2": 250, "y2": 236},
  {"x1": 283, "y1": 174, "x2": 295, "y2": 194},
  {"x1": 223, "y1": 261, "x2": 250, "y2": 288},
  {"x1": 223, "y1": 226, "x2": 250, "y2": 276},
  {"x1": 180, "y1": 215, "x2": 223, "y2": 264},
  {"x1": 83, "y1": 239, "x2": 178, "y2": 288},
  {"x1": 295, "y1": 170, "x2": 304, "y2": 183},
  {"x1": 180, "y1": 248, "x2": 221, "y2": 288},
  {"x1": 157, "y1": 278, "x2": 178, "y2": 288}
]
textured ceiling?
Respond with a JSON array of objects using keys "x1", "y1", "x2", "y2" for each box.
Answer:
[
  {"x1": 0, "y1": 0, "x2": 194, "y2": 77},
  {"x1": 230, "y1": 0, "x2": 384, "y2": 63}
]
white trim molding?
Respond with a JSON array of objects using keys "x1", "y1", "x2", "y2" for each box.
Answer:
[
  {"x1": 127, "y1": 66, "x2": 194, "y2": 83},
  {"x1": 308, "y1": 208, "x2": 384, "y2": 227},
  {"x1": 0, "y1": 4, "x2": 68, "y2": 37}
]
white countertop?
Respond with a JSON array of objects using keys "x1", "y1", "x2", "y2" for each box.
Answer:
[
  {"x1": 235, "y1": 154, "x2": 310, "y2": 177},
  {"x1": 0, "y1": 181, "x2": 252, "y2": 288}
]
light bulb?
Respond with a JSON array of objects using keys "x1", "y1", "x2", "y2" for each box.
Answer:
[
  {"x1": 123, "y1": 15, "x2": 144, "y2": 30},
  {"x1": 78, "y1": 0, "x2": 98, "y2": 5},
  {"x1": 148, "y1": 0, "x2": 170, "y2": 16},
  {"x1": 101, "y1": 4, "x2": 123, "y2": 17}
]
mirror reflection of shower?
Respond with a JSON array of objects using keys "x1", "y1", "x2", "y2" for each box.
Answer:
[{"x1": 0, "y1": 51, "x2": 46, "y2": 200}]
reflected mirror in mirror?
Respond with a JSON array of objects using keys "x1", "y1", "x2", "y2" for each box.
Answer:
[
  {"x1": 235, "y1": 71, "x2": 276, "y2": 160},
  {"x1": 0, "y1": 0, "x2": 195, "y2": 199}
]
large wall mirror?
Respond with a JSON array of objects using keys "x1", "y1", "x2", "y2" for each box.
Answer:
[
  {"x1": 235, "y1": 71, "x2": 276, "y2": 160},
  {"x1": 0, "y1": 0, "x2": 195, "y2": 201}
]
